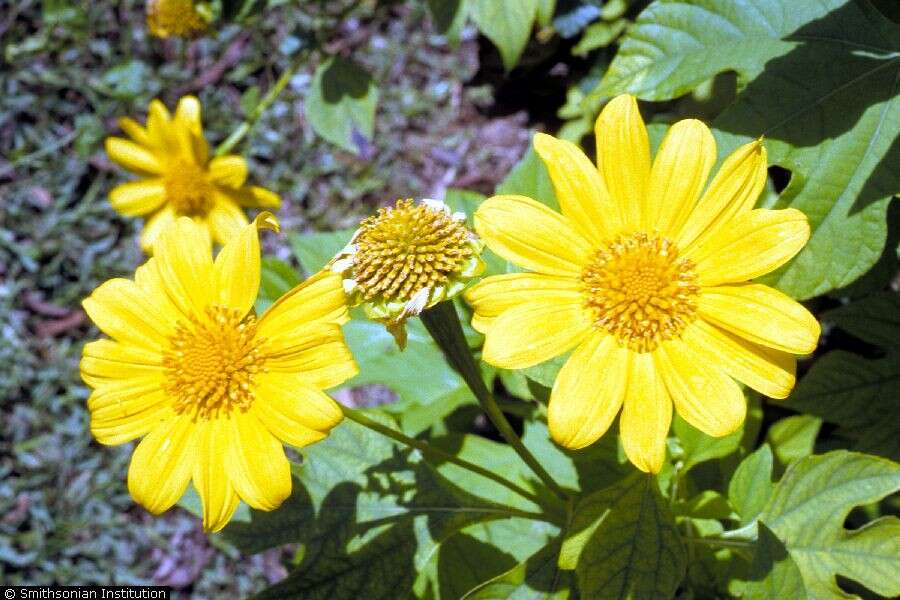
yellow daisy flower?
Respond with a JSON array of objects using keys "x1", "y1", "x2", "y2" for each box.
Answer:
[
  {"x1": 465, "y1": 94, "x2": 820, "y2": 474},
  {"x1": 80, "y1": 213, "x2": 357, "y2": 531},
  {"x1": 105, "y1": 96, "x2": 280, "y2": 252},
  {"x1": 146, "y1": 0, "x2": 210, "y2": 38}
]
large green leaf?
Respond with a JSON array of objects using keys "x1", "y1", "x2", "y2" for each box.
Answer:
[
  {"x1": 289, "y1": 228, "x2": 354, "y2": 274},
  {"x1": 600, "y1": 0, "x2": 900, "y2": 298},
  {"x1": 306, "y1": 57, "x2": 379, "y2": 155},
  {"x1": 728, "y1": 444, "x2": 775, "y2": 524},
  {"x1": 468, "y1": 0, "x2": 539, "y2": 71},
  {"x1": 559, "y1": 474, "x2": 686, "y2": 599},
  {"x1": 733, "y1": 523, "x2": 807, "y2": 600},
  {"x1": 463, "y1": 538, "x2": 573, "y2": 599},
  {"x1": 759, "y1": 451, "x2": 900, "y2": 600},
  {"x1": 495, "y1": 145, "x2": 559, "y2": 210}
]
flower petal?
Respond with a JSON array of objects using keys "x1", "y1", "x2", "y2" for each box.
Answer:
[
  {"x1": 262, "y1": 323, "x2": 358, "y2": 389},
  {"x1": 82, "y1": 278, "x2": 176, "y2": 348},
  {"x1": 620, "y1": 352, "x2": 671, "y2": 473},
  {"x1": 682, "y1": 319, "x2": 796, "y2": 399},
  {"x1": 117, "y1": 117, "x2": 151, "y2": 146},
  {"x1": 549, "y1": 333, "x2": 628, "y2": 449},
  {"x1": 193, "y1": 419, "x2": 240, "y2": 532},
  {"x1": 474, "y1": 195, "x2": 592, "y2": 277},
  {"x1": 258, "y1": 271, "x2": 350, "y2": 339},
  {"x1": 648, "y1": 119, "x2": 716, "y2": 237},
  {"x1": 80, "y1": 339, "x2": 163, "y2": 382},
  {"x1": 481, "y1": 299, "x2": 592, "y2": 369},
  {"x1": 152, "y1": 217, "x2": 215, "y2": 316},
  {"x1": 127, "y1": 415, "x2": 195, "y2": 514},
  {"x1": 209, "y1": 156, "x2": 248, "y2": 189},
  {"x1": 689, "y1": 208, "x2": 810, "y2": 286},
  {"x1": 464, "y1": 273, "x2": 582, "y2": 333},
  {"x1": 533, "y1": 132, "x2": 619, "y2": 243},
  {"x1": 656, "y1": 338, "x2": 745, "y2": 437},
  {"x1": 140, "y1": 206, "x2": 177, "y2": 253},
  {"x1": 698, "y1": 284, "x2": 819, "y2": 354},
  {"x1": 225, "y1": 412, "x2": 292, "y2": 511},
  {"x1": 594, "y1": 94, "x2": 651, "y2": 230},
  {"x1": 217, "y1": 186, "x2": 282, "y2": 208},
  {"x1": 90, "y1": 388, "x2": 171, "y2": 446},
  {"x1": 174, "y1": 95, "x2": 207, "y2": 163},
  {"x1": 110, "y1": 179, "x2": 166, "y2": 217},
  {"x1": 254, "y1": 373, "x2": 343, "y2": 448},
  {"x1": 105, "y1": 137, "x2": 162, "y2": 175},
  {"x1": 677, "y1": 139, "x2": 767, "y2": 249},
  {"x1": 207, "y1": 198, "x2": 249, "y2": 246},
  {"x1": 213, "y1": 216, "x2": 264, "y2": 316},
  {"x1": 146, "y1": 99, "x2": 175, "y2": 153}
]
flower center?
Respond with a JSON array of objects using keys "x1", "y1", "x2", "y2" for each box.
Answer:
[
  {"x1": 165, "y1": 160, "x2": 214, "y2": 216},
  {"x1": 146, "y1": 0, "x2": 208, "y2": 37},
  {"x1": 163, "y1": 306, "x2": 267, "y2": 419},
  {"x1": 353, "y1": 199, "x2": 474, "y2": 301},
  {"x1": 581, "y1": 232, "x2": 699, "y2": 352}
]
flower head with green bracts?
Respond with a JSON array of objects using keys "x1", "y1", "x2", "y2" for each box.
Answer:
[{"x1": 331, "y1": 198, "x2": 485, "y2": 347}]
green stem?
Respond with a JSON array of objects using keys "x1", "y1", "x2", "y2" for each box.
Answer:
[
  {"x1": 684, "y1": 536, "x2": 755, "y2": 550},
  {"x1": 214, "y1": 53, "x2": 307, "y2": 157},
  {"x1": 419, "y1": 301, "x2": 570, "y2": 503},
  {"x1": 339, "y1": 405, "x2": 553, "y2": 520}
]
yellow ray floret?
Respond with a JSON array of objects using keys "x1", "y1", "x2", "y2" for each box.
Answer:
[
  {"x1": 80, "y1": 214, "x2": 358, "y2": 531},
  {"x1": 465, "y1": 94, "x2": 820, "y2": 474},
  {"x1": 105, "y1": 96, "x2": 280, "y2": 252}
]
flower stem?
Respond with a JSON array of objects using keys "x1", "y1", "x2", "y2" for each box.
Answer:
[
  {"x1": 339, "y1": 404, "x2": 553, "y2": 519},
  {"x1": 419, "y1": 301, "x2": 570, "y2": 502}
]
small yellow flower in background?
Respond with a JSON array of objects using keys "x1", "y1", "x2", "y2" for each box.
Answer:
[
  {"x1": 331, "y1": 198, "x2": 484, "y2": 347},
  {"x1": 80, "y1": 213, "x2": 357, "y2": 532},
  {"x1": 146, "y1": 0, "x2": 210, "y2": 38},
  {"x1": 105, "y1": 96, "x2": 280, "y2": 252},
  {"x1": 466, "y1": 94, "x2": 820, "y2": 474}
]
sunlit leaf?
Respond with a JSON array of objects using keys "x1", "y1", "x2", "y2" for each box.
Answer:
[
  {"x1": 306, "y1": 57, "x2": 379, "y2": 155},
  {"x1": 468, "y1": 0, "x2": 539, "y2": 71}
]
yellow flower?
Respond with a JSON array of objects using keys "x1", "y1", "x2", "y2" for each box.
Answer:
[
  {"x1": 146, "y1": 0, "x2": 210, "y2": 38},
  {"x1": 331, "y1": 198, "x2": 484, "y2": 347},
  {"x1": 465, "y1": 94, "x2": 820, "y2": 474},
  {"x1": 105, "y1": 96, "x2": 280, "y2": 252},
  {"x1": 80, "y1": 213, "x2": 357, "y2": 531}
]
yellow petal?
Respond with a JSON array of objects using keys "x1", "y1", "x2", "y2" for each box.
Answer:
[
  {"x1": 133, "y1": 256, "x2": 185, "y2": 322},
  {"x1": 682, "y1": 319, "x2": 796, "y2": 399},
  {"x1": 648, "y1": 119, "x2": 717, "y2": 237},
  {"x1": 677, "y1": 139, "x2": 767, "y2": 249},
  {"x1": 217, "y1": 185, "x2": 282, "y2": 209},
  {"x1": 690, "y1": 208, "x2": 810, "y2": 286},
  {"x1": 140, "y1": 206, "x2": 177, "y2": 253},
  {"x1": 208, "y1": 156, "x2": 248, "y2": 189},
  {"x1": 464, "y1": 273, "x2": 582, "y2": 333},
  {"x1": 474, "y1": 195, "x2": 592, "y2": 277},
  {"x1": 110, "y1": 179, "x2": 166, "y2": 217},
  {"x1": 193, "y1": 419, "x2": 240, "y2": 532},
  {"x1": 127, "y1": 415, "x2": 195, "y2": 514},
  {"x1": 656, "y1": 339, "x2": 745, "y2": 437},
  {"x1": 225, "y1": 412, "x2": 292, "y2": 511},
  {"x1": 594, "y1": 94, "x2": 651, "y2": 230},
  {"x1": 80, "y1": 339, "x2": 163, "y2": 381},
  {"x1": 213, "y1": 215, "x2": 264, "y2": 315},
  {"x1": 262, "y1": 323, "x2": 358, "y2": 389},
  {"x1": 258, "y1": 271, "x2": 350, "y2": 338},
  {"x1": 481, "y1": 299, "x2": 592, "y2": 369},
  {"x1": 146, "y1": 99, "x2": 175, "y2": 152},
  {"x1": 254, "y1": 373, "x2": 343, "y2": 447},
  {"x1": 207, "y1": 198, "x2": 249, "y2": 246},
  {"x1": 82, "y1": 278, "x2": 176, "y2": 348},
  {"x1": 152, "y1": 217, "x2": 215, "y2": 316},
  {"x1": 620, "y1": 352, "x2": 671, "y2": 473},
  {"x1": 174, "y1": 96, "x2": 203, "y2": 137},
  {"x1": 117, "y1": 117, "x2": 151, "y2": 146},
  {"x1": 549, "y1": 333, "x2": 628, "y2": 449},
  {"x1": 698, "y1": 284, "x2": 819, "y2": 354},
  {"x1": 105, "y1": 137, "x2": 162, "y2": 175},
  {"x1": 533, "y1": 132, "x2": 619, "y2": 243},
  {"x1": 86, "y1": 370, "x2": 171, "y2": 445}
]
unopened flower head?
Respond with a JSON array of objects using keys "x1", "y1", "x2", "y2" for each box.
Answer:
[
  {"x1": 466, "y1": 94, "x2": 820, "y2": 474},
  {"x1": 146, "y1": 0, "x2": 211, "y2": 38},
  {"x1": 104, "y1": 96, "x2": 280, "y2": 252},
  {"x1": 80, "y1": 213, "x2": 358, "y2": 532},
  {"x1": 332, "y1": 198, "x2": 484, "y2": 347}
]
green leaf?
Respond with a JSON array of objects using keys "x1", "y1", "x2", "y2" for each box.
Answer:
[
  {"x1": 536, "y1": 0, "x2": 557, "y2": 28},
  {"x1": 496, "y1": 145, "x2": 559, "y2": 210},
  {"x1": 675, "y1": 490, "x2": 736, "y2": 520},
  {"x1": 600, "y1": 0, "x2": 900, "y2": 299},
  {"x1": 427, "y1": 0, "x2": 467, "y2": 43},
  {"x1": 673, "y1": 415, "x2": 742, "y2": 473},
  {"x1": 765, "y1": 415, "x2": 821, "y2": 471},
  {"x1": 288, "y1": 228, "x2": 354, "y2": 274},
  {"x1": 759, "y1": 451, "x2": 900, "y2": 600},
  {"x1": 728, "y1": 444, "x2": 775, "y2": 524},
  {"x1": 257, "y1": 257, "x2": 299, "y2": 312},
  {"x1": 463, "y1": 538, "x2": 572, "y2": 599},
  {"x1": 520, "y1": 353, "x2": 568, "y2": 388},
  {"x1": 468, "y1": 0, "x2": 539, "y2": 71},
  {"x1": 733, "y1": 522, "x2": 807, "y2": 600},
  {"x1": 559, "y1": 474, "x2": 686, "y2": 599},
  {"x1": 823, "y1": 291, "x2": 900, "y2": 350},
  {"x1": 306, "y1": 57, "x2": 379, "y2": 155}
]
